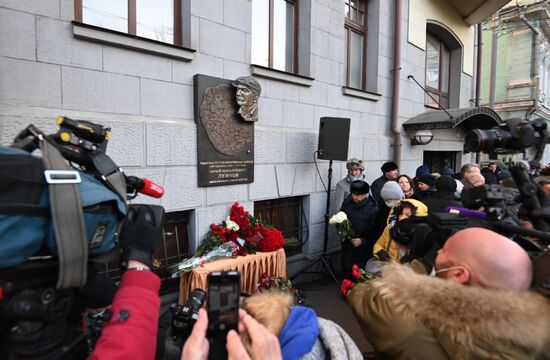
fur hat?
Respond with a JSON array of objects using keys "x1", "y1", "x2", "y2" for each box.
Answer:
[
  {"x1": 381, "y1": 181, "x2": 405, "y2": 201},
  {"x1": 435, "y1": 175, "x2": 457, "y2": 193},
  {"x1": 346, "y1": 158, "x2": 365, "y2": 171},
  {"x1": 417, "y1": 174, "x2": 435, "y2": 187},
  {"x1": 350, "y1": 180, "x2": 370, "y2": 195},
  {"x1": 381, "y1": 161, "x2": 398, "y2": 173}
]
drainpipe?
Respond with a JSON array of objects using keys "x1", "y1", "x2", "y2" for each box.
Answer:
[
  {"x1": 391, "y1": 0, "x2": 403, "y2": 167},
  {"x1": 488, "y1": 12, "x2": 499, "y2": 109},
  {"x1": 475, "y1": 23, "x2": 482, "y2": 164},
  {"x1": 519, "y1": 11, "x2": 540, "y2": 119},
  {"x1": 475, "y1": 23, "x2": 482, "y2": 108}
]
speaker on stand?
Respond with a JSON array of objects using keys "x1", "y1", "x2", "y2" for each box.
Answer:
[{"x1": 292, "y1": 117, "x2": 350, "y2": 289}]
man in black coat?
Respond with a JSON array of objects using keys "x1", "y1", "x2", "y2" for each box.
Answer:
[
  {"x1": 423, "y1": 175, "x2": 462, "y2": 213},
  {"x1": 480, "y1": 162, "x2": 499, "y2": 185},
  {"x1": 340, "y1": 180, "x2": 379, "y2": 279},
  {"x1": 370, "y1": 161, "x2": 399, "y2": 206}
]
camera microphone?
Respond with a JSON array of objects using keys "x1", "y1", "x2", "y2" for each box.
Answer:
[{"x1": 126, "y1": 176, "x2": 164, "y2": 198}]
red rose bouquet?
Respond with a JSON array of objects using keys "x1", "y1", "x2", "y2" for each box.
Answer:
[
  {"x1": 194, "y1": 202, "x2": 285, "y2": 257},
  {"x1": 340, "y1": 264, "x2": 377, "y2": 297}
]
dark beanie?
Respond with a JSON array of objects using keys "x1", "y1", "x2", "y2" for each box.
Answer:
[
  {"x1": 415, "y1": 165, "x2": 430, "y2": 178},
  {"x1": 350, "y1": 180, "x2": 370, "y2": 195},
  {"x1": 435, "y1": 175, "x2": 457, "y2": 193},
  {"x1": 417, "y1": 174, "x2": 435, "y2": 187},
  {"x1": 381, "y1": 161, "x2": 398, "y2": 173}
]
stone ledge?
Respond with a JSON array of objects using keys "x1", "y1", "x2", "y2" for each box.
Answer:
[
  {"x1": 342, "y1": 87, "x2": 382, "y2": 101},
  {"x1": 251, "y1": 65, "x2": 314, "y2": 87},
  {"x1": 72, "y1": 22, "x2": 195, "y2": 61}
]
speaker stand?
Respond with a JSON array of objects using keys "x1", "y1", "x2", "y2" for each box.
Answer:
[{"x1": 291, "y1": 160, "x2": 341, "y2": 289}]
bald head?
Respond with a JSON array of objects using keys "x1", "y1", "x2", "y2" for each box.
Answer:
[
  {"x1": 435, "y1": 228, "x2": 532, "y2": 291},
  {"x1": 467, "y1": 173, "x2": 485, "y2": 187},
  {"x1": 460, "y1": 163, "x2": 480, "y2": 179}
]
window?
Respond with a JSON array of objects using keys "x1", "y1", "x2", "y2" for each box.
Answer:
[
  {"x1": 75, "y1": 0, "x2": 183, "y2": 46},
  {"x1": 254, "y1": 197, "x2": 307, "y2": 257},
  {"x1": 425, "y1": 32, "x2": 450, "y2": 109},
  {"x1": 345, "y1": 0, "x2": 367, "y2": 90},
  {"x1": 95, "y1": 210, "x2": 190, "y2": 295},
  {"x1": 251, "y1": 0, "x2": 297, "y2": 73}
]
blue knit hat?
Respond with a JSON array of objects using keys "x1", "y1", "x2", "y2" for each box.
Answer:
[{"x1": 416, "y1": 165, "x2": 430, "y2": 178}]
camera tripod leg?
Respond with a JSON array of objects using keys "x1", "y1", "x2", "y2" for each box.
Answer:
[{"x1": 290, "y1": 252, "x2": 341, "y2": 289}]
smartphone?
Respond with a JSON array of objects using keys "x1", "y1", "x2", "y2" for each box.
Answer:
[{"x1": 206, "y1": 271, "x2": 240, "y2": 359}]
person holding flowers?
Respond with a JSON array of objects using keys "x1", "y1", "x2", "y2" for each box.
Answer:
[{"x1": 338, "y1": 180, "x2": 378, "y2": 279}]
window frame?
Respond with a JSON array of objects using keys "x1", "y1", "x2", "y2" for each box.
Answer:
[
  {"x1": 424, "y1": 32, "x2": 451, "y2": 109},
  {"x1": 74, "y1": 0, "x2": 183, "y2": 46},
  {"x1": 254, "y1": 196, "x2": 308, "y2": 257},
  {"x1": 253, "y1": 0, "x2": 299, "y2": 74},
  {"x1": 344, "y1": 0, "x2": 368, "y2": 90}
]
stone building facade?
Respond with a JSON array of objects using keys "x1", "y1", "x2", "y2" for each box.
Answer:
[{"x1": 0, "y1": 0, "x2": 506, "y2": 279}]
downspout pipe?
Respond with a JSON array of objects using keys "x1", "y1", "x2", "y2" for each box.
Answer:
[
  {"x1": 391, "y1": 0, "x2": 403, "y2": 167},
  {"x1": 475, "y1": 23, "x2": 482, "y2": 108},
  {"x1": 519, "y1": 12, "x2": 540, "y2": 118},
  {"x1": 475, "y1": 23, "x2": 482, "y2": 164},
  {"x1": 488, "y1": 12, "x2": 499, "y2": 109}
]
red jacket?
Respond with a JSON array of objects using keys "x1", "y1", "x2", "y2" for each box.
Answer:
[{"x1": 89, "y1": 270, "x2": 161, "y2": 360}]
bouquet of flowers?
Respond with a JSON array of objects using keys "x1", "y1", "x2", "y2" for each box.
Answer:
[
  {"x1": 256, "y1": 274, "x2": 308, "y2": 307},
  {"x1": 329, "y1": 211, "x2": 355, "y2": 239},
  {"x1": 195, "y1": 202, "x2": 285, "y2": 257},
  {"x1": 170, "y1": 241, "x2": 238, "y2": 278},
  {"x1": 340, "y1": 264, "x2": 377, "y2": 296}
]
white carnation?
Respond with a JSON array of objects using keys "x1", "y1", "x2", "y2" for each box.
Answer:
[{"x1": 225, "y1": 216, "x2": 240, "y2": 231}]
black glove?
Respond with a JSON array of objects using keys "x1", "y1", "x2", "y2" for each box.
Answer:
[{"x1": 119, "y1": 206, "x2": 163, "y2": 268}]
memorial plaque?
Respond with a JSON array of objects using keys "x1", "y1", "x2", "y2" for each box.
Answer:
[{"x1": 194, "y1": 74, "x2": 256, "y2": 187}]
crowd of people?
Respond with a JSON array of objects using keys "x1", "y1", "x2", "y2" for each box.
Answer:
[
  {"x1": 336, "y1": 157, "x2": 550, "y2": 278},
  {"x1": 8, "y1": 158, "x2": 550, "y2": 359}
]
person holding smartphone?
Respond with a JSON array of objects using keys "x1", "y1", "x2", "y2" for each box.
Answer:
[{"x1": 182, "y1": 307, "x2": 282, "y2": 360}]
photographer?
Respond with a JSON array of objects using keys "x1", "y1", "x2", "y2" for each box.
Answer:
[
  {"x1": 348, "y1": 228, "x2": 550, "y2": 359},
  {"x1": 90, "y1": 207, "x2": 163, "y2": 359}
]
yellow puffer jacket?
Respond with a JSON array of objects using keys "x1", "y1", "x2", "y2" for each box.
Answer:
[{"x1": 372, "y1": 199, "x2": 428, "y2": 261}]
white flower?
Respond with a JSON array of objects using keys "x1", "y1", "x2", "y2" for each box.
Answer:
[
  {"x1": 329, "y1": 211, "x2": 348, "y2": 224},
  {"x1": 225, "y1": 216, "x2": 240, "y2": 231}
]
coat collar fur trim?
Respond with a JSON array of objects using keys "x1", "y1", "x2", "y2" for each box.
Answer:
[{"x1": 373, "y1": 263, "x2": 550, "y2": 357}]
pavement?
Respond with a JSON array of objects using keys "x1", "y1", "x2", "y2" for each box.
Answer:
[{"x1": 291, "y1": 261, "x2": 375, "y2": 356}]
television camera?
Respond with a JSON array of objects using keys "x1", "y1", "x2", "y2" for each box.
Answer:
[
  {"x1": 462, "y1": 117, "x2": 550, "y2": 246},
  {"x1": 0, "y1": 117, "x2": 165, "y2": 359}
]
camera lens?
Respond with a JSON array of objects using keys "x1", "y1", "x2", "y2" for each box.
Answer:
[{"x1": 464, "y1": 128, "x2": 512, "y2": 153}]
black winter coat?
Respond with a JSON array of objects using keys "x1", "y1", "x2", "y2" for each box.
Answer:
[
  {"x1": 340, "y1": 195, "x2": 379, "y2": 240},
  {"x1": 423, "y1": 192, "x2": 462, "y2": 213}
]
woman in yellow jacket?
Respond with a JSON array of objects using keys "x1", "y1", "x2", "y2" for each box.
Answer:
[{"x1": 372, "y1": 198, "x2": 428, "y2": 261}]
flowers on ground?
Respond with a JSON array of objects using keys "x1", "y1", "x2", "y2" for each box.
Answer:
[
  {"x1": 340, "y1": 264, "x2": 377, "y2": 297},
  {"x1": 329, "y1": 211, "x2": 355, "y2": 239}
]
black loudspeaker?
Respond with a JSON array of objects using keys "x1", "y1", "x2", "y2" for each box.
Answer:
[{"x1": 317, "y1": 117, "x2": 350, "y2": 161}]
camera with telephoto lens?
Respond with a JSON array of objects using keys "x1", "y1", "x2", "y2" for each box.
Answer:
[{"x1": 171, "y1": 288, "x2": 207, "y2": 343}]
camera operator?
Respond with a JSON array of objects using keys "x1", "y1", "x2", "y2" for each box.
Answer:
[
  {"x1": 348, "y1": 227, "x2": 550, "y2": 359},
  {"x1": 89, "y1": 206, "x2": 163, "y2": 359}
]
